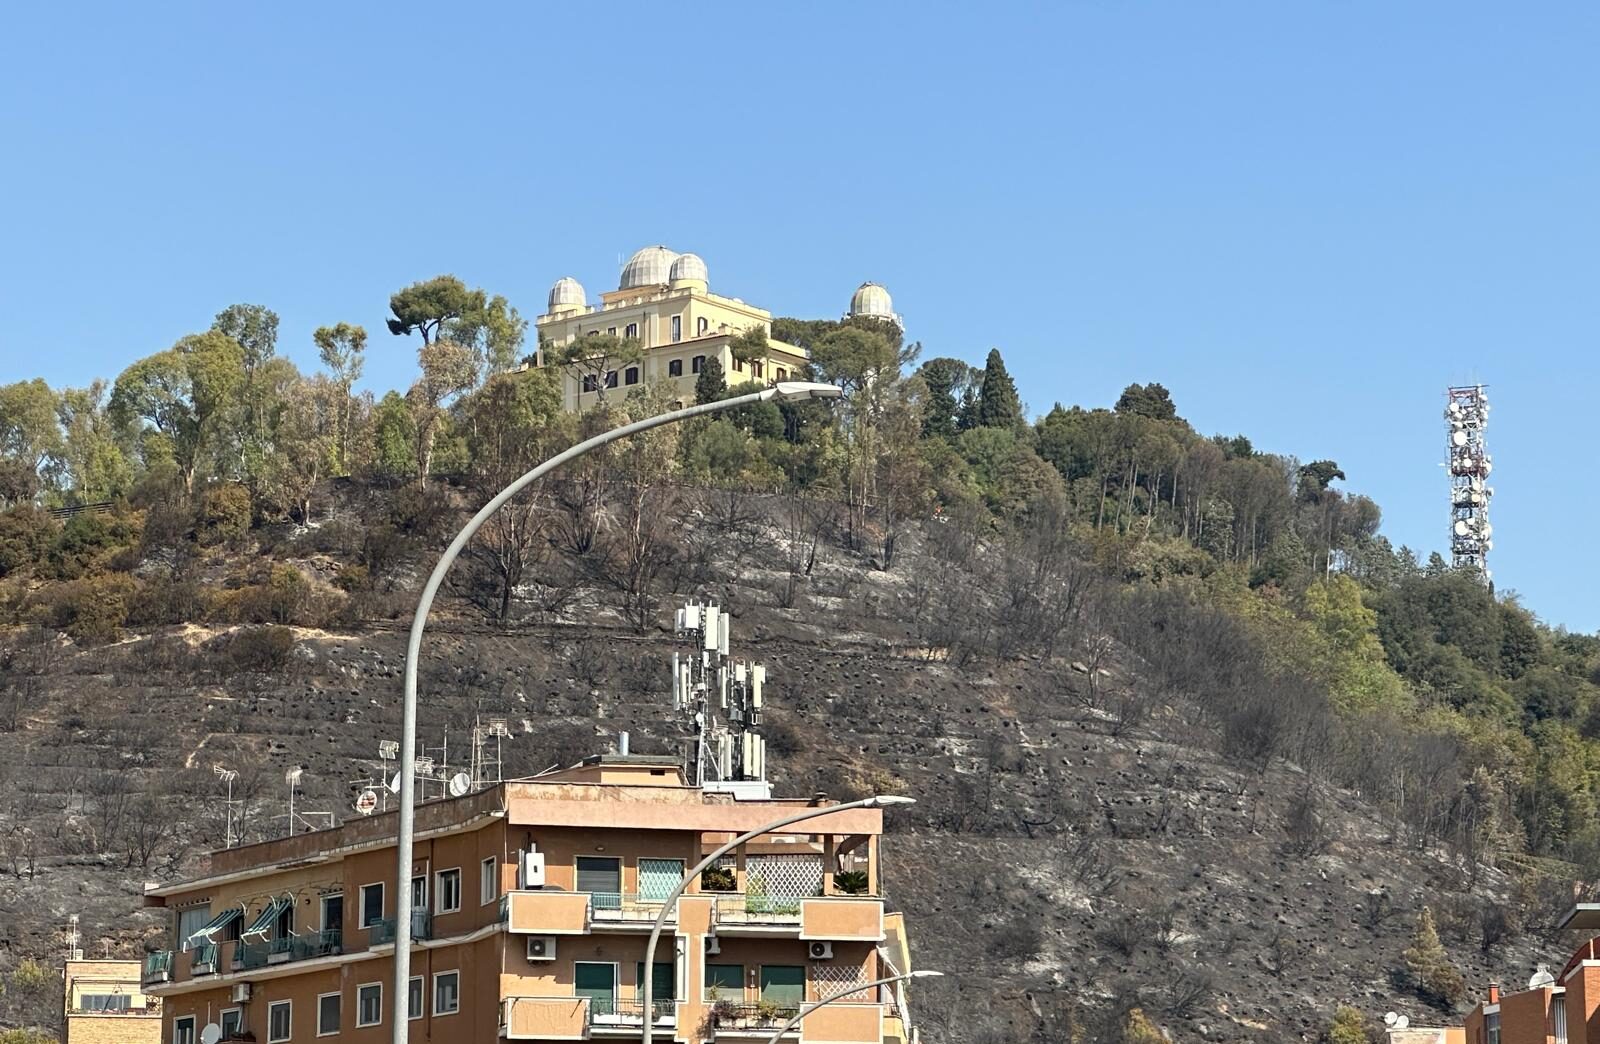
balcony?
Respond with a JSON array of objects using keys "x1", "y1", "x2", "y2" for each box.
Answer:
[
  {"x1": 705, "y1": 1002, "x2": 800, "y2": 1035},
  {"x1": 369, "y1": 911, "x2": 432, "y2": 946},
  {"x1": 267, "y1": 928, "x2": 342, "y2": 963},
  {"x1": 589, "y1": 893, "x2": 677, "y2": 929},
  {"x1": 188, "y1": 943, "x2": 220, "y2": 976},
  {"x1": 712, "y1": 895, "x2": 884, "y2": 941},
  {"x1": 141, "y1": 952, "x2": 172, "y2": 986},
  {"x1": 591, "y1": 994, "x2": 676, "y2": 1032}
]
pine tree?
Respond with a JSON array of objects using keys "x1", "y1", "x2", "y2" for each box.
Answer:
[
  {"x1": 1402, "y1": 907, "x2": 1465, "y2": 1008},
  {"x1": 695, "y1": 356, "x2": 726, "y2": 405},
  {"x1": 1324, "y1": 1006, "x2": 1369, "y2": 1044},
  {"x1": 975, "y1": 348, "x2": 1024, "y2": 430}
]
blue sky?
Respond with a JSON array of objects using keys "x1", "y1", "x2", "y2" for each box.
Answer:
[{"x1": 2, "y1": 3, "x2": 1596, "y2": 629}]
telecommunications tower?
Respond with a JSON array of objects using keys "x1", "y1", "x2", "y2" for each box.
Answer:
[
  {"x1": 1445, "y1": 385, "x2": 1493, "y2": 582},
  {"x1": 670, "y1": 600, "x2": 770, "y2": 799}
]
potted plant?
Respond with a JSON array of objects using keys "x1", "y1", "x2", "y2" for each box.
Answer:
[
  {"x1": 701, "y1": 865, "x2": 737, "y2": 892},
  {"x1": 834, "y1": 870, "x2": 869, "y2": 895}
]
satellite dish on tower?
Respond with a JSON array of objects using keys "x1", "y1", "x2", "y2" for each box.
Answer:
[
  {"x1": 201, "y1": 1024, "x2": 223, "y2": 1044},
  {"x1": 448, "y1": 772, "x2": 472, "y2": 798}
]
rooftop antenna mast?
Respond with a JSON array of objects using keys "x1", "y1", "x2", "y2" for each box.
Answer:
[
  {"x1": 470, "y1": 715, "x2": 512, "y2": 789},
  {"x1": 64, "y1": 914, "x2": 83, "y2": 961},
  {"x1": 671, "y1": 600, "x2": 770, "y2": 797},
  {"x1": 214, "y1": 766, "x2": 240, "y2": 848},
  {"x1": 1445, "y1": 385, "x2": 1494, "y2": 585}
]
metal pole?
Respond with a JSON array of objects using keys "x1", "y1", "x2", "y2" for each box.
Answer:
[
  {"x1": 640, "y1": 795, "x2": 914, "y2": 1044},
  {"x1": 390, "y1": 383, "x2": 843, "y2": 1043},
  {"x1": 761, "y1": 970, "x2": 943, "y2": 1044}
]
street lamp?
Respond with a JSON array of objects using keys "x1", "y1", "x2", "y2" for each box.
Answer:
[
  {"x1": 762, "y1": 969, "x2": 943, "y2": 1044},
  {"x1": 389, "y1": 382, "x2": 843, "y2": 1043},
  {"x1": 641, "y1": 794, "x2": 915, "y2": 1044}
]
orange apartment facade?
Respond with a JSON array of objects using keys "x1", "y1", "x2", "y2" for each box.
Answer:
[
  {"x1": 1458, "y1": 906, "x2": 1600, "y2": 1044},
  {"x1": 141, "y1": 756, "x2": 919, "y2": 1044}
]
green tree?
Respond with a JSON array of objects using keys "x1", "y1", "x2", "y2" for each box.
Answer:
[
  {"x1": 447, "y1": 293, "x2": 528, "y2": 375},
  {"x1": 0, "y1": 379, "x2": 63, "y2": 480},
  {"x1": 212, "y1": 303, "x2": 279, "y2": 371},
  {"x1": 386, "y1": 275, "x2": 480, "y2": 345},
  {"x1": 408, "y1": 341, "x2": 478, "y2": 484},
  {"x1": 1402, "y1": 906, "x2": 1466, "y2": 1008},
  {"x1": 1114, "y1": 381, "x2": 1177, "y2": 421},
  {"x1": 369, "y1": 391, "x2": 417, "y2": 483},
  {"x1": 975, "y1": 348, "x2": 1024, "y2": 430},
  {"x1": 313, "y1": 322, "x2": 367, "y2": 473},
  {"x1": 55, "y1": 381, "x2": 131, "y2": 501},
  {"x1": 110, "y1": 332, "x2": 245, "y2": 491},
  {"x1": 1297, "y1": 459, "x2": 1347, "y2": 502},
  {"x1": 555, "y1": 334, "x2": 643, "y2": 409},
  {"x1": 730, "y1": 326, "x2": 769, "y2": 372},
  {"x1": 915, "y1": 357, "x2": 981, "y2": 440},
  {"x1": 1324, "y1": 1006, "x2": 1369, "y2": 1044},
  {"x1": 695, "y1": 355, "x2": 727, "y2": 405}
]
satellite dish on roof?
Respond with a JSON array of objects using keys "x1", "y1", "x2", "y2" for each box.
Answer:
[
  {"x1": 1394, "y1": 1015, "x2": 1409, "y2": 1029},
  {"x1": 1384, "y1": 1012, "x2": 1399, "y2": 1027},
  {"x1": 201, "y1": 1024, "x2": 223, "y2": 1044},
  {"x1": 354, "y1": 789, "x2": 378, "y2": 816},
  {"x1": 448, "y1": 772, "x2": 472, "y2": 797}
]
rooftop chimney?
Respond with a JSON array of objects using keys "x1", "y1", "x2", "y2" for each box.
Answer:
[
  {"x1": 619, "y1": 732, "x2": 631, "y2": 756},
  {"x1": 1488, "y1": 983, "x2": 1500, "y2": 1005}
]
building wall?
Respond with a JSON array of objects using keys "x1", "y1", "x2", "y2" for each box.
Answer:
[
  {"x1": 1501, "y1": 987, "x2": 1551, "y2": 1044},
  {"x1": 64, "y1": 959, "x2": 160, "y2": 1044}
]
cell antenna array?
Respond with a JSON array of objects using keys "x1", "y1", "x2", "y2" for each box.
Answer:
[
  {"x1": 1445, "y1": 385, "x2": 1493, "y2": 583},
  {"x1": 671, "y1": 601, "x2": 770, "y2": 795}
]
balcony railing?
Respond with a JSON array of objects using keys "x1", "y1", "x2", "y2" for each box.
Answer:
[
  {"x1": 142, "y1": 952, "x2": 172, "y2": 986},
  {"x1": 370, "y1": 911, "x2": 432, "y2": 946},
  {"x1": 590, "y1": 996, "x2": 676, "y2": 1025},
  {"x1": 266, "y1": 928, "x2": 342, "y2": 963},
  {"x1": 189, "y1": 943, "x2": 219, "y2": 975},
  {"x1": 588, "y1": 893, "x2": 677, "y2": 924},
  {"x1": 711, "y1": 893, "x2": 804, "y2": 925},
  {"x1": 705, "y1": 1002, "x2": 802, "y2": 1032}
]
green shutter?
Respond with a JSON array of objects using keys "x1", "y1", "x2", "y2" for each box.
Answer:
[
  {"x1": 575, "y1": 962, "x2": 616, "y2": 1016},
  {"x1": 705, "y1": 964, "x2": 744, "y2": 998},
  {"x1": 759, "y1": 966, "x2": 805, "y2": 1007},
  {"x1": 635, "y1": 962, "x2": 675, "y2": 1001}
]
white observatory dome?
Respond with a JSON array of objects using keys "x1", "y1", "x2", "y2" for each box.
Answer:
[
  {"x1": 849, "y1": 282, "x2": 895, "y2": 320},
  {"x1": 620, "y1": 245, "x2": 680, "y2": 289},
  {"x1": 1530, "y1": 964, "x2": 1556, "y2": 990},
  {"x1": 669, "y1": 253, "x2": 708, "y2": 287},
  {"x1": 548, "y1": 276, "x2": 586, "y2": 313}
]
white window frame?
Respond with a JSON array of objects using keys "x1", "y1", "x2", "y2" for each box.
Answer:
[
  {"x1": 481, "y1": 857, "x2": 498, "y2": 905},
  {"x1": 319, "y1": 892, "x2": 342, "y2": 932},
  {"x1": 221, "y1": 1007, "x2": 244, "y2": 1037},
  {"x1": 359, "y1": 882, "x2": 384, "y2": 929},
  {"x1": 356, "y1": 981, "x2": 383, "y2": 1027},
  {"x1": 411, "y1": 874, "x2": 427, "y2": 911},
  {"x1": 316, "y1": 990, "x2": 340, "y2": 1037},
  {"x1": 268, "y1": 998, "x2": 292, "y2": 1043},
  {"x1": 174, "y1": 1015, "x2": 197, "y2": 1044},
  {"x1": 408, "y1": 975, "x2": 424, "y2": 1020},
  {"x1": 436, "y1": 867, "x2": 461, "y2": 914},
  {"x1": 433, "y1": 969, "x2": 461, "y2": 1016}
]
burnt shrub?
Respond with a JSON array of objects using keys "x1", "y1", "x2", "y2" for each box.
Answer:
[{"x1": 195, "y1": 483, "x2": 252, "y2": 546}]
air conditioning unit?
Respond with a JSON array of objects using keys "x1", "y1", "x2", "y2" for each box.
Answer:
[
  {"x1": 519, "y1": 849, "x2": 546, "y2": 889},
  {"x1": 231, "y1": 983, "x2": 252, "y2": 1003},
  {"x1": 807, "y1": 941, "x2": 833, "y2": 961},
  {"x1": 705, "y1": 935, "x2": 721, "y2": 956},
  {"x1": 526, "y1": 936, "x2": 558, "y2": 962}
]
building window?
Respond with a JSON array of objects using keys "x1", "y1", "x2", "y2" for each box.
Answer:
[
  {"x1": 752, "y1": 361, "x2": 764, "y2": 379},
  {"x1": 221, "y1": 1008, "x2": 244, "y2": 1037},
  {"x1": 275, "y1": 900, "x2": 294, "y2": 940},
  {"x1": 668, "y1": 359, "x2": 683, "y2": 377},
  {"x1": 582, "y1": 374, "x2": 598, "y2": 393},
  {"x1": 174, "y1": 1016, "x2": 197, "y2": 1044},
  {"x1": 608, "y1": 327, "x2": 616, "y2": 337},
  {"x1": 625, "y1": 322, "x2": 638, "y2": 339},
  {"x1": 776, "y1": 367, "x2": 788, "y2": 381},
  {"x1": 481, "y1": 857, "x2": 498, "y2": 905},
  {"x1": 436, "y1": 868, "x2": 461, "y2": 914},
  {"x1": 705, "y1": 964, "x2": 744, "y2": 1001},
  {"x1": 359, "y1": 883, "x2": 383, "y2": 929},
  {"x1": 408, "y1": 976, "x2": 424, "y2": 1020},
  {"x1": 624, "y1": 366, "x2": 640, "y2": 386},
  {"x1": 317, "y1": 992, "x2": 340, "y2": 1037},
  {"x1": 604, "y1": 370, "x2": 618, "y2": 389},
  {"x1": 268, "y1": 999, "x2": 292, "y2": 1043},
  {"x1": 434, "y1": 971, "x2": 461, "y2": 1016},
  {"x1": 177, "y1": 907, "x2": 209, "y2": 952},
  {"x1": 320, "y1": 894, "x2": 342, "y2": 938},
  {"x1": 357, "y1": 983, "x2": 383, "y2": 1027},
  {"x1": 671, "y1": 315, "x2": 683, "y2": 342},
  {"x1": 1487, "y1": 1013, "x2": 1501, "y2": 1044},
  {"x1": 697, "y1": 317, "x2": 708, "y2": 336},
  {"x1": 692, "y1": 355, "x2": 705, "y2": 374},
  {"x1": 733, "y1": 357, "x2": 744, "y2": 372}
]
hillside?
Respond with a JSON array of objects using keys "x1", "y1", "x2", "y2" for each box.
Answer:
[{"x1": 0, "y1": 484, "x2": 1580, "y2": 1042}]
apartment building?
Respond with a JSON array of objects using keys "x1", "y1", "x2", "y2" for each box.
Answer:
[
  {"x1": 63, "y1": 958, "x2": 161, "y2": 1044},
  {"x1": 141, "y1": 755, "x2": 918, "y2": 1044},
  {"x1": 1458, "y1": 905, "x2": 1600, "y2": 1044}
]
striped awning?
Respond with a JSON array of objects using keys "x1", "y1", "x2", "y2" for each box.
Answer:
[
  {"x1": 242, "y1": 896, "x2": 292, "y2": 939},
  {"x1": 189, "y1": 906, "x2": 244, "y2": 944}
]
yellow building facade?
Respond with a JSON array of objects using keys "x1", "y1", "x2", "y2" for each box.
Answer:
[
  {"x1": 140, "y1": 757, "x2": 921, "y2": 1044},
  {"x1": 532, "y1": 246, "x2": 900, "y2": 413},
  {"x1": 63, "y1": 958, "x2": 161, "y2": 1044}
]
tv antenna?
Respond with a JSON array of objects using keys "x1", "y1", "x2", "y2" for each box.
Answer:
[
  {"x1": 280, "y1": 766, "x2": 335, "y2": 836},
  {"x1": 63, "y1": 914, "x2": 83, "y2": 961},
  {"x1": 470, "y1": 714, "x2": 513, "y2": 788},
  {"x1": 215, "y1": 766, "x2": 241, "y2": 848},
  {"x1": 671, "y1": 600, "x2": 769, "y2": 795}
]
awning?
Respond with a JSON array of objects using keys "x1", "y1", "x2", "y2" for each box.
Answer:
[
  {"x1": 189, "y1": 906, "x2": 244, "y2": 944},
  {"x1": 242, "y1": 896, "x2": 292, "y2": 939}
]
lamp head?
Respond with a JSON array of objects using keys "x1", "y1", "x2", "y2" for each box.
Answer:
[
  {"x1": 909, "y1": 970, "x2": 944, "y2": 979},
  {"x1": 771, "y1": 381, "x2": 844, "y2": 402},
  {"x1": 867, "y1": 795, "x2": 916, "y2": 808}
]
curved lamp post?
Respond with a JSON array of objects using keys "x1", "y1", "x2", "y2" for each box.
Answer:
[
  {"x1": 389, "y1": 382, "x2": 844, "y2": 1043},
  {"x1": 641, "y1": 794, "x2": 915, "y2": 1044},
  {"x1": 762, "y1": 969, "x2": 943, "y2": 1044}
]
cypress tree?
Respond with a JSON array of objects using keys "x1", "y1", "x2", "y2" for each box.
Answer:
[
  {"x1": 695, "y1": 356, "x2": 726, "y2": 405},
  {"x1": 976, "y1": 348, "x2": 1024, "y2": 430}
]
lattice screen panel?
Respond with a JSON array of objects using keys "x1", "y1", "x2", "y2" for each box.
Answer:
[
  {"x1": 812, "y1": 964, "x2": 875, "y2": 1003},
  {"x1": 746, "y1": 854, "x2": 824, "y2": 900}
]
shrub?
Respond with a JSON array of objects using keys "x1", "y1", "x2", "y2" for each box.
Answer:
[
  {"x1": 212, "y1": 625, "x2": 296, "y2": 672},
  {"x1": 834, "y1": 870, "x2": 869, "y2": 895},
  {"x1": 47, "y1": 510, "x2": 138, "y2": 579},
  {"x1": 42, "y1": 573, "x2": 135, "y2": 643},
  {"x1": 195, "y1": 483, "x2": 252, "y2": 545},
  {"x1": 763, "y1": 720, "x2": 803, "y2": 756},
  {"x1": 0, "y1": 507, "x2": 56, "y2": 578},
  {"x1": 701, "y1": 866, "x2": 737, "y2": 892},
  {"x1": 1325, "y1": 1006, "x2": 1370, "y2": 1044}
]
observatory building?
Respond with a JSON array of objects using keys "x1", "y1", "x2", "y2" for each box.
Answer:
[{"x1": 532, "y1": 247, "x2": 900, "y2": 412}]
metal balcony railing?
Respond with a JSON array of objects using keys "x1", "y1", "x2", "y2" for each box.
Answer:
[
  {"x1": 265, "y1": 929, "x2": 342, "y2": 962},
  {"x1": 705, "y1": 1002, "x2": 802, "y2": 1032},
  {"x1": 189, "y1": 943, "x2": 219, "y2": 975},
  {"x1": 142, "y1": 952, "x2": 172, "y2": 985},
  {"x1": 588, "y1": 893, "x2": 677, "y2": 923},
  {"x1": 590, "y1": 996, "x2": 676, "y2": 1024},
  {"x1": 369, "y1": 911, "x2": 432, "y2": 945},
  {"x1": 711, "y1": 892, "x2": 805, "y2": 925}
]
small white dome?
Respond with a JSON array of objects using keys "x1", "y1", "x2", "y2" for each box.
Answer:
[
  {"x1": 1529, "y1": 964, "x2": 1556, "y2": 989},
  {"x1": 849, "y1": 281, "x2": 895, "y2": 319},
  {"x1": 670, "y1": 253, "x2": 708, "y2": 285},
  {"x1": 620, "y1": 245, "x2": 680, "y2": 289},
  {"x1": 548, "y1": 276, "x2": 586, "y2": 311}
]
